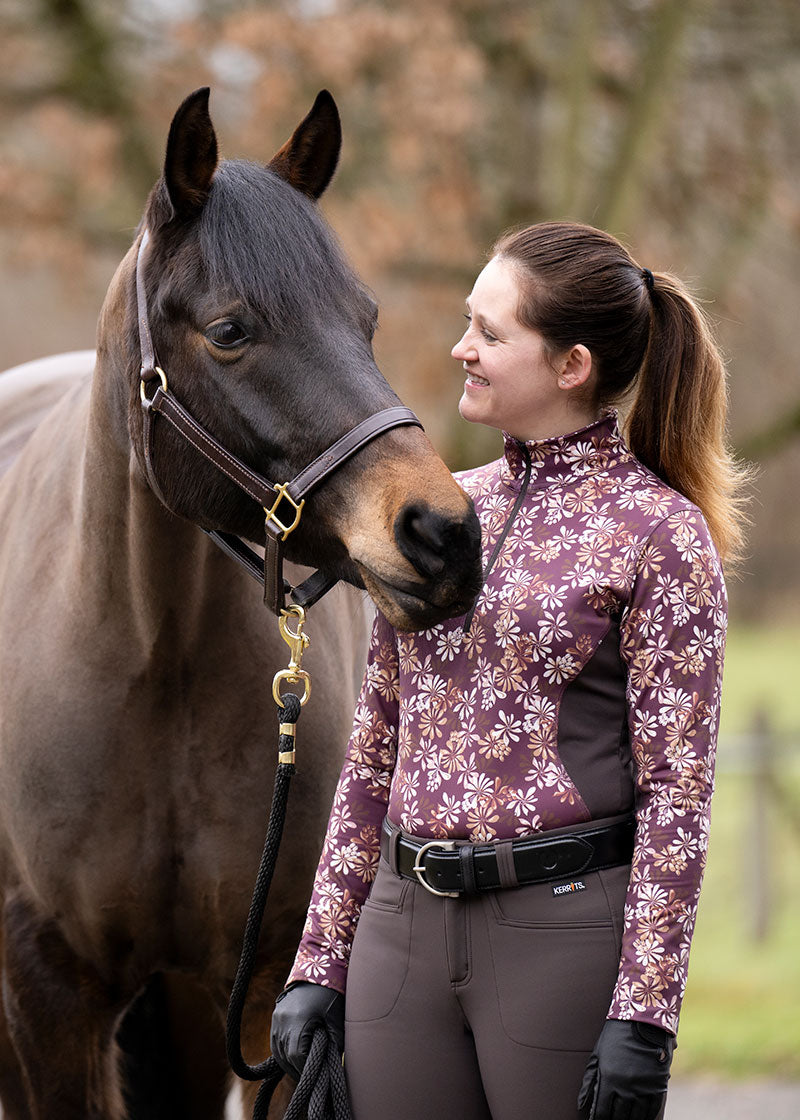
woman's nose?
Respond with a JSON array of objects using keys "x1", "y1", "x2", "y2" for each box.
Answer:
[{"x1": 451, "y1": 331, "x2": 475, "y2": 361}]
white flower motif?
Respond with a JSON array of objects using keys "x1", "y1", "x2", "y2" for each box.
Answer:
[
  {"x1": 330, "y1": 842, "x2": 360, "y2": 875},
  {"x1": 538, "y1": 610, "x2": 573, "y2": 644},
  {"x1": 492, "y1": 709, "x2": 524, "y2": 744},
  {"x1": 543, "y1": 653, "x2": 577, "y2": 684},
  {"x1": 433, "y1": 792, "x2": 462, "y2": 829},
  {"x1": 435, "y1": 628, "x2": 464, "y2": 662}
]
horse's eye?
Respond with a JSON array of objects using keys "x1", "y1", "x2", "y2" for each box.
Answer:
[{"x1": 206, "y1": 320, "x2": 249, "y2": 349}]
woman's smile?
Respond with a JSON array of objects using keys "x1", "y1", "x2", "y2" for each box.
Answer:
[{"x1": 464, "y1": 367, "x2": 489, "y2": 388}]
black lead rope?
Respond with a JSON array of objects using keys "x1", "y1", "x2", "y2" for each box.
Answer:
[{"x1": 225, "y1": 693, "x2": 352, "y2": 1120}]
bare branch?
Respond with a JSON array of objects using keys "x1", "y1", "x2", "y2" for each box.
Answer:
[{"x1": 596, "y1": 0, "x2": 696, "y2": 233}]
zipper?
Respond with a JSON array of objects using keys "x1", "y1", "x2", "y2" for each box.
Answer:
[{"x1": 462, "y1": 441, "x2": 533, "y2": 633}]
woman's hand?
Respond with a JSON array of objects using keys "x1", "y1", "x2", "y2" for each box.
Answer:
[
  {"x1": 269, "y1": 980, "x2": 345, "y2": 1080},
  {"x1": 578, "y1": 1018, "x2": 675, "y2": 1120}
]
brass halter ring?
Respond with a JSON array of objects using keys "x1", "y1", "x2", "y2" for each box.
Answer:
[{"x1": 140, "y1": 367, "x2": 168, "y2": 402}]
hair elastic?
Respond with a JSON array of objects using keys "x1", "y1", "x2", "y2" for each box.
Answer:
[{"x1": 641, "y1": 268, "x2": 655, "y2": 293}]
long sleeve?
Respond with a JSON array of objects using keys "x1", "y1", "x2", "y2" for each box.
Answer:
[
  {"x1": 608, "y1": 506, "x2": 727, "y2": 1034},
  {"x1": 287, "y1": 610, "x2": 400, "y2": 993},
  {"x1": 287, "y1": 413, "x2": 728, "y2": 1025}
]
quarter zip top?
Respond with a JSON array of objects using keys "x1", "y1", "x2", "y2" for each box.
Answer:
[{"x1": 463, "y1": 439, "x2": 532, "y2": 633}]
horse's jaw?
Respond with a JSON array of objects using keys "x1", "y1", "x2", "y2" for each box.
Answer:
[
  {"x1": 344, "y1": 512, "x2": 482, "y2": 632},
  {"x1": 354, "y1": 562, "x2": 478, "y2": 632}
]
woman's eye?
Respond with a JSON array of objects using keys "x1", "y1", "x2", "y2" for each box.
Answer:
[
  {"x1": 464, "y1": 313, "x2": 496, "y2": 343},
  {"x1": 206, "y1": 320, "x2": 249, "y2": 348}
]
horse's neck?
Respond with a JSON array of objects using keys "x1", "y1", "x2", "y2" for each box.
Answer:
[{"x1": 74, "y1": 349, "x2": 220, "y2": 655}]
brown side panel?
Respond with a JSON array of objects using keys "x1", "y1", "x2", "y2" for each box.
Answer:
[{"x1": 557, "y1": 621, "x2": 634, "y2": 819}]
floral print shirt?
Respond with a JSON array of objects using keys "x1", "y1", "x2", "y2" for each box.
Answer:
[{"x1": 288, "y1": 411, "x2": 727, "y2": 1035}]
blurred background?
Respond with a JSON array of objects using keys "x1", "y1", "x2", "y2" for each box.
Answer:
[{"x1": 1, "y1": 0, "x2": 798, "y2": 1110}]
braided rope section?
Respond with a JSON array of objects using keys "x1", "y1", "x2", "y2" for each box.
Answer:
[
  {"x1": 225, "y1": 694, "x2": 352, "y2": 1120},
  {"x1": 253, "y1": 1025, "x2": 352, "y2": 1120}
]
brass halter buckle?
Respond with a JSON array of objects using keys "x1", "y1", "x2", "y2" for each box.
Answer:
[
  {"x1": 264, "y1": 483, "x2": 305, "y2": 541},
  {"x1": 412, "y1": 840, "x2": 459, "y2": 898}
]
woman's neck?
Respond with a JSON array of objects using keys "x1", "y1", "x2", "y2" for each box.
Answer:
[{"x1": 503, "y1": 402, "x2": 601, "y2": 444}]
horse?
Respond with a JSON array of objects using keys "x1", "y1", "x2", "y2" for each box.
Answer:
[{"x1": 0, "y1": 88, "x2": 482, "y2": 1119}]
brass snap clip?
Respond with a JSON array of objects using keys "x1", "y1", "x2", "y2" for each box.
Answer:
[{"x1": 272, "y1": 604, "x2": 311, "y2": 708}]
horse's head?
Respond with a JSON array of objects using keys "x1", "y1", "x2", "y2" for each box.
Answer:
[{"x1": 110, "y1": 89, "x2": 481, "y2": 631}]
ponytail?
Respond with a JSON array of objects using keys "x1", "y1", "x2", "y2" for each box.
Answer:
[
  {"x1": 627, "y1": 274, "x2": 750, "y2": 568},
  {"x1": 493, "y1": 222, "x2": 751, "y2": 569}
]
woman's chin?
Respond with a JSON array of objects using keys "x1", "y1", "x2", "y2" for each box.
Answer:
[{"x1": 457, "y1": 394, "x2": 485, "y2": 425}]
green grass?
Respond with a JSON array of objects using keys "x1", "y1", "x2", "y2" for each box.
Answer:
[
  {"x1": 674, "y1": 774, "x2": 800, "y2": 1077},
  {"x1": 719, "y1": 624, "x2": 800, "y2": 738},
  {"x1": 671, "y1": 624, "x2": 800, "y2": 1078}
]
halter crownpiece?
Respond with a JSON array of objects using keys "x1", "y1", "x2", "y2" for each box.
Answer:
[{"x1": 135, "y1": 229, "x2": 423, "y2": 614}]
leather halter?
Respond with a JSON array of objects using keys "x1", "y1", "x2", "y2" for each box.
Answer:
[{"x1": 135, "y1": 229, "x2": 422, "y2": 614}]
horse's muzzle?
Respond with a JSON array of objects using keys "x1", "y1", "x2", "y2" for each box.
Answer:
[{"x1": 354, "y1": 501, "x2": 482, "y2": 631}]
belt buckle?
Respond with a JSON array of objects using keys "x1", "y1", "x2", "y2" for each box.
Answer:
[{"x1": 412, "y1": 840, "x2": 460, "y2": 898}]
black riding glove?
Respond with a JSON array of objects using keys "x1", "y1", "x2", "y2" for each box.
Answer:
[
  {"x1": 578, "y1": 1018, "x2": 676, "y2": 1120},
  {"x1": 269, "y1": 981, "x2": 345, "y2": 1081}
]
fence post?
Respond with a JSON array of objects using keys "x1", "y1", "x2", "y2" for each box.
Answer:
[{"x1": 749, "y1": 706, "x2": 772, "y2": 942}]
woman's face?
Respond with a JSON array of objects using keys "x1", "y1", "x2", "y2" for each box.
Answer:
[{"x1": 452, "y1": 256, "x2": 567, "y2": 440}]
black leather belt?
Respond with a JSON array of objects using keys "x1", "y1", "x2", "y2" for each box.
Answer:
[{"x1": 381, "y1": 814, "x2": 635, "y2": 898}]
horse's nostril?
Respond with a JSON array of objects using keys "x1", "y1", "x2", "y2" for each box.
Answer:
[
  {"x1": 408, "y1": 514, "x2": 444, "y2": 557},
  {"x1": 397, "y1": 507, "x2": 447, "y2": 577}
]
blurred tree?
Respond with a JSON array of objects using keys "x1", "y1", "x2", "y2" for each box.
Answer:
[
  {"x1": 40, "y1": 0, "x2": 158, "y2": 192},
  {"x1": 1, "y1": 0, "x2": 799, "y2": 615}
]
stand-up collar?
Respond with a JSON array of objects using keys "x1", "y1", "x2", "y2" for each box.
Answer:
[{"x1": 500, "y1": 410, "x2": 634, "y2": 491}]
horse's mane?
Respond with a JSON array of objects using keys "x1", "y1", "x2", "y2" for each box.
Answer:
[{"x1": 197, "y1": 160, "x2": 370, "y2": 333}]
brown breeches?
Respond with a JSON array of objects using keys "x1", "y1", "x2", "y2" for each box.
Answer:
[{"x1": 343, "y1": 846, "x2": 637, "y2": 1120}]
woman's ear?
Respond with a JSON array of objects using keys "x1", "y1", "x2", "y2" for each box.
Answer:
[{"x1": 557, "y1": 344, "x2": 593, "y2": 390}]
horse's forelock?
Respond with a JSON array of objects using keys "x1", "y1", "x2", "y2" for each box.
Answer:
[{"x1": 194, "y1": 160, "x2": 369, "y2": 333}]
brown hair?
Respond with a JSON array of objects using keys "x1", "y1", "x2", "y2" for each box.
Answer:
[{"x1": 493, "y1": 221, "x2": 750, "y2": 568}]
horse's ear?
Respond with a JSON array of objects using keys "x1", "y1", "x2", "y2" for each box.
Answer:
[
  {"x1": 268, "y1": 90, "x2": 341, "y2": 200},
  {"x1": 163, "y1": 88, "x2": 218, "y2": 220}
]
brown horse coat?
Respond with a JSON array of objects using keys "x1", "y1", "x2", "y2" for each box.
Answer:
[{"x1": 0, "y1": 90, "x2": 481, "y2": 1119}]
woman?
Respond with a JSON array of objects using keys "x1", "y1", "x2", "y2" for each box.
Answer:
[{"x1": 270, "y1": 222, "x2": 746, "y2": 1120}]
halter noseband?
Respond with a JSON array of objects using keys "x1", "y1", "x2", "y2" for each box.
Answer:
[{"x1": 135, "y1": 229, "x2": 422, "y2": 614}]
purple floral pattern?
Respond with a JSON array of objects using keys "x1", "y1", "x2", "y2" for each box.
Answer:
[{"x1": 289, "y1": 412, "x2": 726, "y2": 1034}]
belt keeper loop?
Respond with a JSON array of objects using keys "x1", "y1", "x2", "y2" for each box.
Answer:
[
  {"x1": 386, "y1": 820, "x2": 401, "y2": 877},
  {"x1": 459, "y1": 845, "x2": 479, "y2": 895},
  {"x1": 495, "y1": 839, "x2": 519, "y2": 889}
]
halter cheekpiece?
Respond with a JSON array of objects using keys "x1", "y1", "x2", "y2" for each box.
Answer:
[{"x1": 135, "y1": 229, "x2": 422, "y2": 614}]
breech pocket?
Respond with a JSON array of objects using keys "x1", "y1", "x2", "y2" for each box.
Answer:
[
  {"x1": 485, "y1": 871, "x2": 625, "y2": 1051},
  {"x1": 345, "y1": 862, "x2": 413, "y2": 1023}
]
